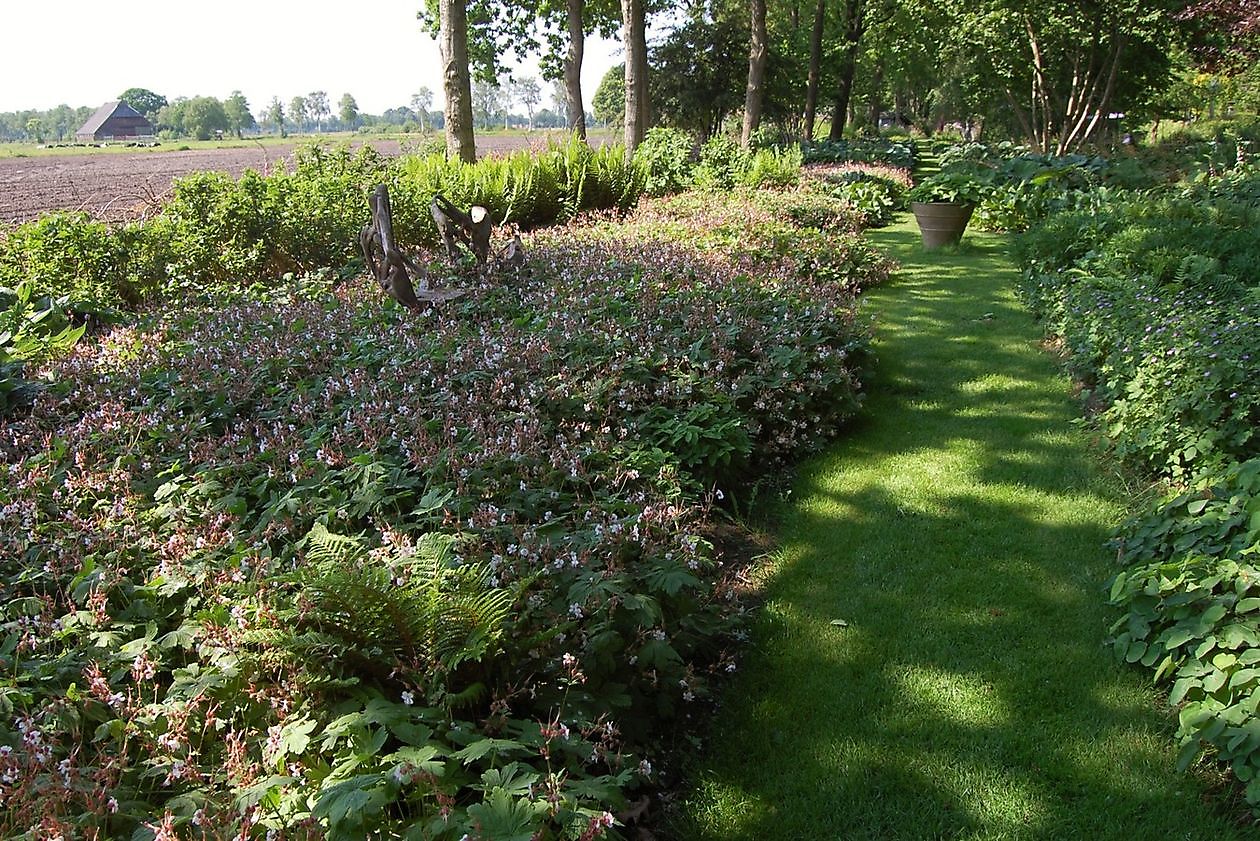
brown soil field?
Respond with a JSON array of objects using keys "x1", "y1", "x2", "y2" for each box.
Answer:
[{"x1": 0, "y1": 133, "x2": 565, "y2": 226}]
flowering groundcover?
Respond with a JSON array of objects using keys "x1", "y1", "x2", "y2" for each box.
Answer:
[{"x1": 1, "y1": 191, "x2": 890, "y2": 839}]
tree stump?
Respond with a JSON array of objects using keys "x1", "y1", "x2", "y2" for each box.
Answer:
[{"x1": 361, "y1": 185, "x2": 466, "y2": 308}]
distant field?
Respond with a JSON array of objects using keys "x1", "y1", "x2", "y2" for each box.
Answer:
[{"x1": 0, "y1": 129, "x2": 609, "y2": 225}]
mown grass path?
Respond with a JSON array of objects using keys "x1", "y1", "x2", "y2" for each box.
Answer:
[{"x1": 673, "y1": 218, "x2": 1253, "y2": 839}]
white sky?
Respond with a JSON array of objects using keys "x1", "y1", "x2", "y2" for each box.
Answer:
[{"x1": 2, "y1": 1, "x2": 624, "y2": 116}]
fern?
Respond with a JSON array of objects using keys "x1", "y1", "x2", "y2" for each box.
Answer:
[{"x1": 268, "y1": 525, "x2": 515, "y2": 699}]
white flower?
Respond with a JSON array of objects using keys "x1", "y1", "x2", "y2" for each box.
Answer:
[{"x1": 401, "y1": 690, "x2": 415, "y2": 706}]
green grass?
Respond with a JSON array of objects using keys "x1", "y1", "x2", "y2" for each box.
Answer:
[{"x1": 671, "y1": 218, "x2": 1256, "y2": 840}]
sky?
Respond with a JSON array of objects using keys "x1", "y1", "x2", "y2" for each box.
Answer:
[{"x1": 3, "y1": 1, "x2": 625, "y2": 116}]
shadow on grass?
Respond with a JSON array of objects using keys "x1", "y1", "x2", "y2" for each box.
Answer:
[{"x1": 670, "y1": 219, "x2": 1253, "y2": 840}]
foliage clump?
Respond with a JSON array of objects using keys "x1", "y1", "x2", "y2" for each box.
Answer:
[{"x1": 1016, "y1": 156, "x2": 1260, "y2": 807}]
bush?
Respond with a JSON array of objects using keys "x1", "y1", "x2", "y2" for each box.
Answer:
[
  {"x1": 800, "y1": 138, "x2": 916, "y2": 169},
  {"x1": 0, "y1": 213, "x2": 136, "y2": 310},
  {"x1": 0, "y1": 141, "x2": 649, "y2": 316},
  {"x1": 1108, "y1": 459, "x2": 1260, "y2": 801},
  {"x1": 1017, "y1": 180, "x2": 1260, "y2": 479},
  {"x1": 739, "y1": 146, "x2": 802, "y2": 189},
  {"x1": 634, "y1": 127, "x2": 696, "y2": 196},
  {"x1": 694, "y1": 135, "x2": 749, "y2": 190},
  {"x1": 1017, "y1": 163, "x2": 1260, "y2": 809}
]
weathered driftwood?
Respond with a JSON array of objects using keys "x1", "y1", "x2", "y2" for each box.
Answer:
[
  {"x1": 361, "y1": 185, "x2": 465, "y2": 308},
  {"x1": 498, "y1": 233, "x2": 526, "y2": 270},
  {"x1": 430, "y1": 194, "x2": 493, "y2": 264}
]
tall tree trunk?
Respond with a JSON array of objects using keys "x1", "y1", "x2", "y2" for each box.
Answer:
[
  {"x1": 741, "y1": 0, "x2": 769, "y2": 148},
  {"x1": 803, "y1": 0, "x2": 826, "y2": 141},
  {"x1": 828, "y1": 0, "x2": 864, "y2": 141},
  {"x1": 566, "y1": 0, "x2": 588, "y2": 140},
  {"x1": 621, "y1": 0, "x2": 648, "y2": 157},
  {"x1": 828, "y1": 46, "x2": 858, "y2": 140},
  {"x1": 439, "y1": 0, "x2": 476, "y2": 162},
  {"x1": 867, "y1": 66, "x2": 884, "y2": 127},
  {"x1": 636, "y1": 8, "x2": 650, "y2": 135}
]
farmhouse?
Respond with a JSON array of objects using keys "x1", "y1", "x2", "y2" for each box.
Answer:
[{"x1": 75, "y1": 101, "x2": 154, "y2": 141}]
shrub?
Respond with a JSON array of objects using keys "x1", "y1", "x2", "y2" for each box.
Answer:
[
  {"x1": 1108, "y1": 459, "x2": 1260, "y2": 802},
  {"x1": 739, "y1": 146, "x2": 802, "y2": 188},
  {"x1": 694, "y1": 135, "x2": 749, "y2": 190},
  {"x1": 634, "y1": 127, "x2": 696, "y2": 196},
  {"x1": 800, "y1": 138, "x2": 916, "y2": 169},
  {"x1": 0, "y1": 213, "x2": 135, "y2": 310},
  {"x1": 1017, "y1": 162, "x2": 1260, "y2": 808}
]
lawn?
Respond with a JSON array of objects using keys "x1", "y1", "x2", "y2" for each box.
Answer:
[{"x1": 671, "y1": 218, "x2": 1254, "y2": 840}]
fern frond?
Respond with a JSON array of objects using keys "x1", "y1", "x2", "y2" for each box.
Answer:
[
  {"x1": 278, "y1": 525, "x2": 517, "y2": 697},
  {"x1": 305, "y1": 521, "x2": 368, "y2": 567}
]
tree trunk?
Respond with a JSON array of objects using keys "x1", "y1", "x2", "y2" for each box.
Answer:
[
  {"x1": 867, "y1": 66, "x2": 884, "y2": 127},
  {"x1": 803, "y1": 0, "x2": 826, "y2": 141},
  {"x1": 828, "y1": 46, "x2": 858, "y2": 140},
  {"x1": 828, "y1": 0, "x2": 864, "y2": 141},
  {"x1": 439, "y1": 0, "x2": 476, "y2": 163},
  {"x1": 566, "y1": 0, "x2": 588, "y2": 140},
  {"x1": 741, "y1": 0, "x2": 769, "y2": 148},
  {"x1": 621, "y1": 0, "x2": 647, "y2": 157},
  {"x1": 636, "y1": 5, "x2": 650, "y2": 136}
]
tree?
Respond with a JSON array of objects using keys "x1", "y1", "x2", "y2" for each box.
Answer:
[
  {"x1": 741, "y1": 0, "x2": 768, "y2": 147},
  {"x1": 119, "y1": 87, "x2": 167, "y2": 122},
  {"x1": 224, "y1": 91, "x2": 255, "y2": 138},
  {"x1": 803, "y1": 0, "x2": 826, "y2": 140},
  {"x1": 1179, "y1": 0, "x2": 1260, "y2": 69},
  {"x1": 593, "y1": 64, "x2": 625, "y2": 126},
  {"x1": 551, "y1": 80, "x2": 569, "y2": 124},
  {"x1": 307, "y1": 91, "x2": 330, "y2": 131},
  {"x1": 438, "y1": 0, "x2": 477, "y2": 161},
  {"x1": 828, "y1": 0, "x2": 894, "y2": 140},
  {"x1": 289, "y1": 96, "x2": 308, "y2": 132},
  {"x1": 563, "y1": 0, "x2": 589, "y2": 138},
  {"x1": 411, "y1": 87, "x2": 434, "y2": 131},
  {"x1": 959, "y1": 0, "x2": 1177, "y2": 152},
  {"x1": 621, "y1": 0, "x2": 649, "y2": 155},
  {"x1": 650, "y1": 8, "x2": 746, "y2": 138},
  {"x1": 266, "y1": 98, "x2": 286, "y2": 137},
  {"x1": 339, "y1": 93, "x2": 360, "y2": 128},
  {"x1": 183, "y1": 96, "x2": 229, "y2": 140},
  {"x1": 516, "y1": 76, "x2": 542, "y2": 128},
  {"x1": 25, "y1": 117, "x2": 43, "y2": 143},
  {"x1": 157, "y1": 99, "x2": 188, "y2": 136},
  {"x1": 473, "y1": 77, "x2": 505, "y2": 129},
  {"x1": 48, "y1": 105, "x2": 76, "y2": 142}
]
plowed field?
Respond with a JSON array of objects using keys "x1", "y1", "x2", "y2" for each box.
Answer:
[{"x1": 0, "y1": 134, "x2": 552, "y2": 225}]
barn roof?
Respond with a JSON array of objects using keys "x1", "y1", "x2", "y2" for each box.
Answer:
[{"x1": 76, "y1": 101, "x2": 149, "y2": 136}]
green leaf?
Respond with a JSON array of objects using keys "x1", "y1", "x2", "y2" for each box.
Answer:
[
  {"x1": 464, "y1": 787, "x2": 544, "y2": 841},
  {"x1": 1176, "y1": 737, "x2": 1203, "y2": 773},
  {"x1": 276, "y1": 715, "x2": 318, "y2": 763},
  {"x1": 452, "y1": 738, "x2": 527, "y2": 764},
  {"x1": 237, "y1": 774, "x2": 295, "y2": 810},
  {"x1": 387, "y1": 745, "x2": 445, "y2": 775}
]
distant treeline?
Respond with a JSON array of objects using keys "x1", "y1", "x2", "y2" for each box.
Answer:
[{"x1": 2, "y1": 81, "x2": 594, "y2": 143}]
